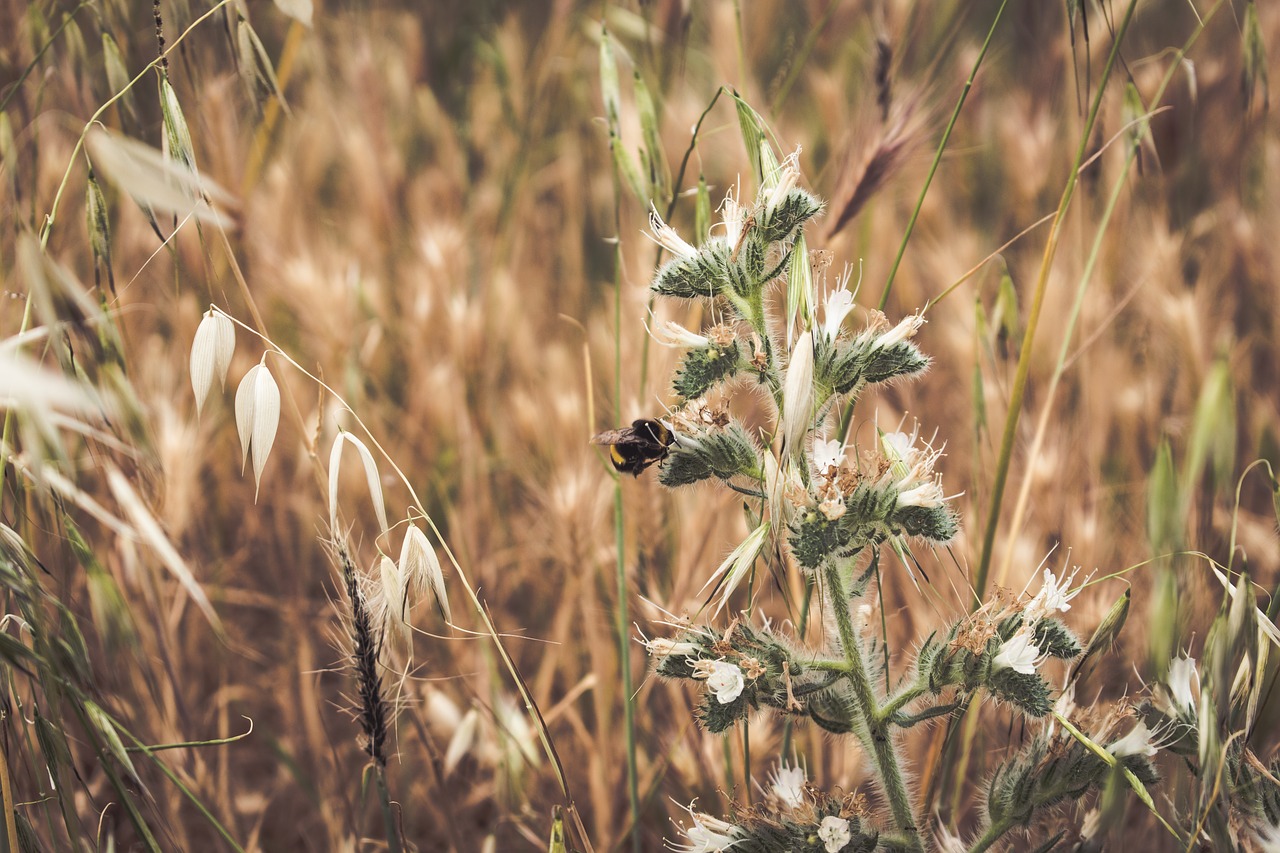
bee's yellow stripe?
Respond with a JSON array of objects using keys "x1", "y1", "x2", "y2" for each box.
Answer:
[{"x1": 609, "y1": 445, "x2": 627, "y2": 466}]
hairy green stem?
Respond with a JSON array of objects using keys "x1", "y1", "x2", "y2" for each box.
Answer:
[
  {"x1": 967, "y1": 818, "x2": 1013, "y2": 853},
  {"x1": 826, "y1": 565, "x2": 920, "y2": 850},
  {"x1": 878, "y1": 680, "x2": 929, "y2": 722},
  {"x1": 779, "y1": 577, "x2": 815, "y2": 760}
]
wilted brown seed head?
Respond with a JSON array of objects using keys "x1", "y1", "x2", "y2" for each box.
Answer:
[
  {"x1": 839, "y1": 790, "x2": 870, "y2": 819},
  {"x1": 740, "y1": 656, "x2": 767, "y2": 679},
  {"x1": 951, "y1": 613, "x2": 999, "y2": 654},
  {"x1": 708, "y1": 323, "x2": 737, "y2": 347}
]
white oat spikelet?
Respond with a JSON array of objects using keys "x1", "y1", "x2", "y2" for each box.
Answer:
[
  {"x1": 234, "y1": 357, "x2": 281, "y2": 500},
  {"x1": 189, "y1": 306, "x2": 234, "y2": 417}
]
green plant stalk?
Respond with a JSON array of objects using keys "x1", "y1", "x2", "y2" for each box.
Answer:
[
  {"x1": 767, "y1": 0, "x2": 842, "y2": 116},
  {"x1": 876, "y1": 0, "x2": 1008, "y2": 312},
  {"x1": 609, "y1": 138, "x2": 643, "y2": 852},
  {"x1": 826, "y1": 564, "x2": 920, "y2": 850},
  {"x1": 374, "y1": 765, "x2": 404, "y2": 853},
  {"x1": 778, "y1": 577, "x2": 815, "y2": 759},
  {"x1": 879, "y1": 679, "x2": 929, "y2": 721},
  {"x1": 638, "y1": 87, "x2": 723, "y2": 430},
  {"x1": 966, "y1": 817, "x2": 1014, "y2": 853},
  {"x1": 971, "y1": 0, "x2": 1139, "y2": 606},
  {"x1": 614, "y1": 482, "x2": 641, "y2": 851},
  {"x1": 994, "y1": 0, "x2": 1227, "y2": 590}
]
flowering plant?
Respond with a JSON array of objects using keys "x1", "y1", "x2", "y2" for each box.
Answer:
[{"x1": 616, "y1": 98, "x2": 1195, "y2": 853}]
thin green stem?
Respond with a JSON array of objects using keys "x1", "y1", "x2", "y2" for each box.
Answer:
[
  {"x1": 971, "y1": 0, "x2": 1139, "y2": 606},
  {"x1": 609, "y1": 127, "x2": 643, "y2": 852},
  {"x1": 993, "y1": 0, "x2": 1228, "y2": 591},
  {"x1": 768, "y1": 0, "x2": 842, "y2": 116},
  {"x1": 806, "y1": 658, "x2": 854, "y2": 672},
  {"x1": 374, "y1": 765, "x2": 404, "y2": 853},
  {"x1": 877, "y1": 0, "x2": 1008, "y2": 312},
  {"x1": 779, "y1": 576, "x2": 815, "y2": 759},
  {"x1": 826, "y1": 565, "x2": 921, "y2": 850},
  {"x1": 0, "y1": 2, "x2": 91, "y2": 113}
]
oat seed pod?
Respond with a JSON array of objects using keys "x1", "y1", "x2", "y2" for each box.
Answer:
[
  {"x1": 189, "y1": 307, "x2": 235, "y2": 417},
  {"x1": 234, "y1": 358, "x2": 280, "y2": 499},
  {"x1": 780, "y1": 330, "x2": 815, "y2": 456},
  {"x1": 327, "y1": 431, "x2": 390, "y2": 538},
  {"x1": 399, "y1": 522, "x2": 451, "y2": 624}
]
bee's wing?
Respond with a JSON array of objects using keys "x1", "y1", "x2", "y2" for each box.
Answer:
[{"x1": 591, "y1": 429, "x2": 630, "y2": 445}]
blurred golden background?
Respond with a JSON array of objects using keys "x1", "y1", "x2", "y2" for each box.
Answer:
[{"x1": 1, "y1": 0, "x2": 1278, "y2": 849}]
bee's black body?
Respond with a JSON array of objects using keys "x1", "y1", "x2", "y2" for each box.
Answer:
[{"x1": 591, "y1": 418, "x2": 675, "y2": 476}]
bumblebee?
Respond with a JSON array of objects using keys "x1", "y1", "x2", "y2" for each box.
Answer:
[{"x1": 592, "y1": 418, "x2": 675, "y2": 476}]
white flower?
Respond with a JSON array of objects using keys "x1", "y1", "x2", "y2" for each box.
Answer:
[
  {"x1": 651, "y1": 320, "x2": 710, "y2": 349},
  {"x1": 720, "y1": 187, "x2": 747, "y2": 253},
  {"x1": 819, "y1": 492, "x2": 846, "y2": 521},
  {"x1": 896, "y1": 481, "x2": 945, "y2": 508},
  {"x1": 648, "y1": 205, "x2": 699, "y2": 261},
  {"x1": 1107, "y1": 719, "x2": 1159, "y2": 758},
  {"x1": 767, "y1": 761, "x2": 806, "y2": 808},
  {"x1": 812, "y1": 438, "x2": 844, "y2": 472},
  {"x1": 873, "y1": 311, "x2": 925, "y2": 349},
  {"x1": 880, "y1": 430, "x2": 914, "y2": 461},
  {"x1": 817, "y1": 815, "x2": 852, "y2": 852},
  {"x1": 880, "y1": 427, "x2": 947, "y2": 510},
  {"x1": 992, "y1": 629, "x2": 1042, "y2": 675},
  {"x1": 668, "y1": 802, "x2": 742, "y2": 852},
  {"x1": 1024, "y1": 566, "x2": 1083, "y2": 624},
  {"x1": 694, "y1": 660, "x2": 745, "y2": 704},
  {"x1": 645, "y1": 637, "x2": 701, "y2": 658},
  {"x1": 781, "y1": 331, "x2": 815, "y2": 453},
  {"x1": 189, "y1": 306, "x2": 234, "y2": 417},
  {"x1": 820, "y1": 268, "x2": 857, "y2": 341},
  {"x1": 763, "y1": 147, "x2": 802, "y2": 214},
  {"x1": 1162, "y1": 655, "x2": 1199, "y2": 717}
]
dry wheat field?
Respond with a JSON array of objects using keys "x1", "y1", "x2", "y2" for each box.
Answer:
[{"x1": 1, "y1": 1, "x2": 1279, "y2": 850}]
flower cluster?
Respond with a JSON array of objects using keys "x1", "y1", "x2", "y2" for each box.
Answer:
[
  {"x1": 646, "y1": 622, "x2": 850, "y2": 735},
  {"x1": 667, "y1": 785, "x2": 879, "y2": 853},
  {"x1": 913, "y1": 568, "x2": 1086, "y2": 718},
  {"x1": 627, "y1": 122, "x2": 1147, "y2": 852}
]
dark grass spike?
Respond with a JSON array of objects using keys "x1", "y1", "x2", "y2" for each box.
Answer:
[{"x1": 338, "y1": 544, "x2": 389, "y2": 766}]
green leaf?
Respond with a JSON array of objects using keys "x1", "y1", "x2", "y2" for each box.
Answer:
[
  {"x1": 732, "y1": 92, "x2": 767, "y2": 186},
  {"x1": 634, "y1": 70, "x2": 668, "y2": 203},
  {"x1": 598, "y1": 24, "x2": 622, "y2": 131}
]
